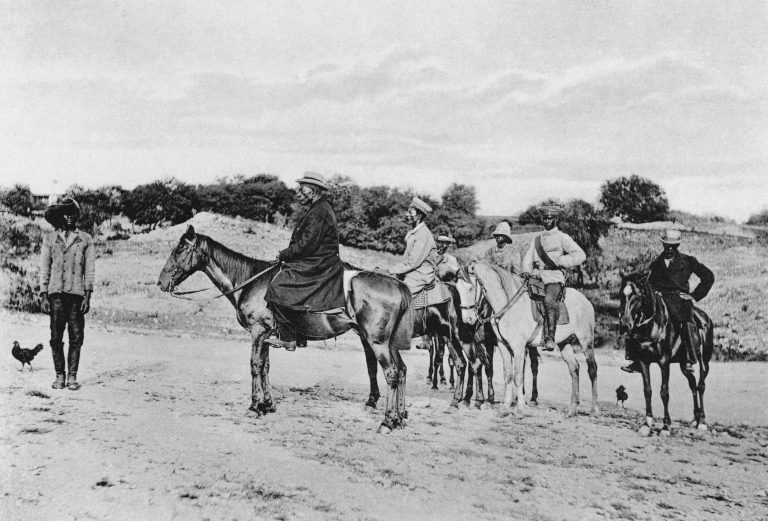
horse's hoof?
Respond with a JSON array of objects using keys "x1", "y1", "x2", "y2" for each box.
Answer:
[
  {"x1": 639, "y1": 424, "x2": 652, "y2": 437},
  {"x1": 529, "y1": 399, "x2": 538, "y2": 407},
  {"x1": 566, "y1": 406, "x2": 577, "y2": 418},
  {"x1": 377, "y1": 424, "x2": 393, "y2": 435},
  {"x1": 364, "y1": 405, "x2": 376, "y2": 414},
  {"x1": 440, "y1": 379, "x2": 447, "y2": 385},
  {"x1": 459, "y1": 400, "x2": 471, "y2": 410},
  {"x1": 430, "y1": 385, "x2": 439, "y2": 391},
  {"x1": 516, "y1": 406, "x2": 527, "y2": 416},
  {"x1": 449, "y1": 401, "x2": 459, "y2": 409},
  {"x1": 246, "y1": 405, "x2": 263, "y2": 418},
  {"x1": 449, "y1": 385, "x2": 455, "y2": 390},
  {"x1": 480, "y1": 402, "x2": 493, "y2": 411},
  {"x1": 398, "y1": 419, "x2": 407, "y2": 429},
  {"x1": 590, "y1": 406, "x2": 601, "y2": 417},
  {"x1": 645, "y1": 416, "x2": 654, "y2": 428},
  {"x1": 697, "y1": 422, "x2": 708, "y2": 431},
  {"x1": 660, "y1": 427, "x2": 671, "y2": 437},
  {"x1": 495, "y1": 407, "x2": 512, "y2": 418},
  {"x1": 473, "y1": 402, "x2": 483, "y2": 410}
]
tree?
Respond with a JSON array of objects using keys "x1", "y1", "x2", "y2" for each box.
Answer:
[
  {"x1": 746, "y1": 208, "x2": 768, "y2": 226},
  {"x1": 1, "y1": 184, "x2": 34, "y2": 216},
  {"x1": 599, "y1": 175, "x2": 669, "y2": 223},
  {"x1": 126, "y1": 179, "x2": 197, "y2": 228}
]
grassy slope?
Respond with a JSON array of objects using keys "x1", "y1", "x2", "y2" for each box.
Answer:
[{"x1": 3, "y1": 212, "x2": 767, "y2": 358}]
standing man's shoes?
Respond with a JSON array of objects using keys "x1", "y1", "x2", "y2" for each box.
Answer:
[
  {"x1": 52, "y1": 374, "x2": 66, "y2": 389},
  {"x1": 67, "y1": 374, "x2": 81, "y2": 390},
  {"x1": 621, "y1": 361, "x2": 641, "y2": 373}
]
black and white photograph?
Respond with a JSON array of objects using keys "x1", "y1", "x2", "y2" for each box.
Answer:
[{"x1": 1, "y1": 1, "x2": 767, "y2": 520}]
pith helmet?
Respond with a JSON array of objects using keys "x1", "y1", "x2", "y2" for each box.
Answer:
[
  {"x1": 660, "y1": 228, "x2": 682, "y2": 245},
  {"x1": 44, "y1": 197, "x2": 81, "y2": 227},
  {"x1": 491, "y1": 222, "x2": 513, "y2": 241},
  {"x1": 538, "y1": 205, "x2": 562, "y2": 218},
  {"x1": 295, "y1": 172, "x2": 329, "y2": 191},
  {"x1": 409, "y1": 197, "x2": 432, "y2": 214}
]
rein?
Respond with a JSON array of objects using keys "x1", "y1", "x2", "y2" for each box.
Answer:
[
  {"x1": 472, "y1": 268, "x2": 527, "y2": 322},
  {"x1": 170, "y1": 239, "x2": 280, "y2": 301}
]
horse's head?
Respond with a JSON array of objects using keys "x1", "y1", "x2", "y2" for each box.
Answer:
[
  {"x1": 619, "y1": 272, "x2": 648, "y2": 335},
  {"x1": 455, "y1": 262, "x2": 483, "y2": 325},
  {"x1": 157, "y1": 225, "x2": 208, "y2": 293}
]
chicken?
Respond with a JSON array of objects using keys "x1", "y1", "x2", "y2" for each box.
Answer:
[
  {"x1": 616, "y1": 385, "x2": 628, "y2": 408},
  {"x1": 11, "y1": 341, "x2": 44, "y2": 371}
]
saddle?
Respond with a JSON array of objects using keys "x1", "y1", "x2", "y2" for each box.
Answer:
[
  {"x1": 526, "y1": 278, "x2": 569, "y2": 325},
  {"x1": 413, "y1": 280, "x2": 452, "y2": 310}
]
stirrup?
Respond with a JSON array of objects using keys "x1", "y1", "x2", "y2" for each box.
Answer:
[
  {"x1": 621, "y1": 361, "x2": 641, "y2": 373},
  {"x1": 263, "y1": 337, "x2": 296, "y2": 351}
]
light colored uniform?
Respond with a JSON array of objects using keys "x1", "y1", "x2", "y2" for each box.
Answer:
[
  {"x1": 483, "y1": 243, "x2": 522, "y2": 273},
  {"x1": 388, "y1": 222, "x2": 438, "y2": 294},
  {"x1": 521, "y1": 227, "x2": 586, "y2": 284}
]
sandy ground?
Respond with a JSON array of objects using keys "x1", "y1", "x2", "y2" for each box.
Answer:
[{"x1": 2, "y1": 312, "x2": 768, "y2": 521}]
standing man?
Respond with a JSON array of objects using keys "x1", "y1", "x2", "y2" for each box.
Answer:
[
  {"x1": 484, "y1": 221, "x2": 522, "y2": 273},
  {"x1": 40, "y1": 198, "x2": 95, "y2": 390},
  {"x1": 387, "y1": 197, "x2": 438, "y2": 295},
  {"x1": 435, "y1": 235, "x2": 460, "y2": 282},
  {"x1": 622, "y1": 229, "x2": 715, "y2": 373},
  {"x1": 521, "y1": 205, "x2": 586, "y2": 351},
  {"x1": 264, "y1": 173, "x2": 346, "y2": 351}
]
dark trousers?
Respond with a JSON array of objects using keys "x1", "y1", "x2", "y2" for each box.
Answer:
[
  {"x1": 268, "y1": 302, "x2": 296, "y2": 342},
  {"x1": 543, "y1": 283, "x2": 564, "y2": 341},
  {"x1": 49, "y1": 293, "x2": 84, "y2": 376}
]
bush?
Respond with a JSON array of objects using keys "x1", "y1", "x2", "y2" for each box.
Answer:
[
  {"x1": 1, "y1": 258, "x2": 42, "y2": 313},
  {"x1": 600, "y1": 175, "x2": 670, "y2": 223},
  {"x1": 746, "y1": 208, "x2": 768, "y2": 226},
  {"x1": 1, "y1": 184, "x2": 35, "y2": 217}
]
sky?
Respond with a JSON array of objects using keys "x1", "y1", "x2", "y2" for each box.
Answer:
[{"x1": 1, "y1": 1, "x2": 766, "y2": 221}]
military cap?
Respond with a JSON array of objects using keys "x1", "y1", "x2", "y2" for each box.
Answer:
[
  {"x1": 537, "y1": 205, "x2": 562, "y2": 218},
  {"x1": 409, "y1": 197, "x2": 432, "y2": 214}
]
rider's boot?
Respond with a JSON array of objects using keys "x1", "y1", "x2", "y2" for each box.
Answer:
[
  {"x1": 681, "y1": 322, "x2": 699, "y2": 372},
  {"x1": 542, "y1": 307, "x2": 559, "y2": 352},
  {"x1": 621, "y1": 337, "x2": 642, "y2": 373}
]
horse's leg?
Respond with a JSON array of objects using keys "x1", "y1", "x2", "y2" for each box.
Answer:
[
  {"x1": 659, "y1": 364, "x2": 672, "y2": 435},
  {"x1": 639, "y1": 362, "x2": 654, "y2": 436},
  {"x1": 485, "y1": 342, "x2": 495, "y2": 404},
  {"x1": 495, "y1": 334, "x2": 516, "y2": 414},
  {"x1": 584, "y1": 345, "x2": 599, "y2": 416},
  {"x1": 248, "y1": 325, "x2": 270, "y2": 416},
  {"x1": 430, "y1": 333, "x2": 441, "y2": 390},
  {"x1": 369, "y1": 339, "x2": 401, "y2": 433},
  {"x1": 473, "y1": 354, "x2": 485, "y2": 409},
  {"x1": 362, "y1": 338, "x2": 380, "y2": 411},
  {"x1": 560, "y1": 343, "x2": 580, "y2": 417},
  {"x1": 389, "y1": 338, "x2": 408, "y2": 425},
  {"x1": 437, "y1": 336, "x2": 447, "y2": 385},
  {"x1": 448, "y1": 352, "x2": 455, "y2": 389},
  {"x1": 679, "y1": 362, "x2": 699, "y2": 428},
  {"x1": 696, "y1": 356, "x2": 710, "y2": 431},
  {"x1": 528, "y1": 345, "x2": 539, "y2": 406},
  {"x1": 463, "y1": 358, "x2": 474, "y2": 405},
  {"x1": 260, "y1": 333, "x2": 276, "y2": 413}
]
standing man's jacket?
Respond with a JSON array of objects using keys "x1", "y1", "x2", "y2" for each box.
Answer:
[
  {"x1": 39, "y1": 231, "x2": 95, "y2": 296},
  {"x1": 265, "y1": 197, "x2": 345, "y2": 311},
  {"x1": 521, "y1": 228, "x2": 585, "y2": 284},
  {"x1": 388, "y1": 222, "x2": 437, "y2": 294},
  {"x1": 646, "y1": 252, "x2": 714, "y2": 322}
]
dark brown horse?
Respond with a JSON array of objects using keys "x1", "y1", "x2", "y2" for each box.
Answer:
[
  {"x1": 157, "y1": 226, "x2": 414, "y2": 433},
  {"x1": 620, "y1": 273, "x2": 714, "y2": 435}
]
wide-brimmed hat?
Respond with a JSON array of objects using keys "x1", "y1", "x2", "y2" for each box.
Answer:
[
  {"x1": 491, "y1": 222, "x2": 513, "y2": 241},
  {"x1": 295, "y1": 172, "x2": 329, "y2": 191},
  {"x1": 436, "y1": 235, "x2": 456, "y2": 244},
  {"x1": 409, "y1": 197, "x2": 432, "y2": 215},
  {"x1": 44, "y1": 198, "x2": 80, "y2": 227},
  {"x1": 538, "y1": 205, "x2": 562, "y2": 218},
  {"x1": 660, "y1": 228, "x2": 682, "y2": 245}
]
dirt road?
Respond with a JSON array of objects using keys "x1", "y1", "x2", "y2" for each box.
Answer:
[{"x1": 2, "y1": 313, "x2": 767, "y2": 520}]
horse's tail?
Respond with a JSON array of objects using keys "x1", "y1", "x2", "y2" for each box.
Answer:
[
  {"x1": 390, "y1": 281, "x2": 414, "y2": 353},
  {"x1": 695, "y1": 307, "x2": 714, "y2": 364}
]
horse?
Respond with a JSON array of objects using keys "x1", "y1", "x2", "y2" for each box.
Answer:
[
  {"x1": 157, "y1": 225, "x2": 414, "y2": 433},
  {"x1": 619, "y1": 273, "x2": 714, "y2": 435},
  {"x1": 461, "y1": 261, "x2": 598, "y2": 417},
  {"x1": 410, "y1": 284, "x2": 468, "y2": 407}
]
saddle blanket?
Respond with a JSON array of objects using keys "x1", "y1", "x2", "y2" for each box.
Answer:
[
  {"x1": 530, "y1": 300, "x2": 570, "y2": 325},
  {"x1": 413, "y1": 281, "x2": 451, "y2": 310}
]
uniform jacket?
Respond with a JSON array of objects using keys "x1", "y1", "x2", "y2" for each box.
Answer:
[
  {"x1": 265, "y1": 196, "x2": 345, "y2": 311},
  {"x1": 388, "y1": 222, "x2": 437, "y2": 294},
  {"x1": 647, "y1": 252, "x2": 714, "y2": 301},
  {"x1": 436, "y1": 253, "x2": 461, "y2": 281},
  {"x1": 483, "y1": 243, "x2": 522, "y2": 273},
  {"x1": 521, "y1": 227, "x2": 586, "y2": 284},
  {"x1": 40, "y1": 230, "x2": 95, "y2": 296}
]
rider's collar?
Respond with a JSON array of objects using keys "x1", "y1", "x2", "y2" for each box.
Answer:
[{"x1": 542, "y1": 226, "x2": 559, "y2": 235}]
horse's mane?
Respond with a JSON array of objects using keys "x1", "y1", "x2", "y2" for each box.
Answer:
[
  {"x1": 624, "y1": 272, "x2": 656, "y2": 317},
  {"x1": 197, "y1": 234, "x2": 275, "y2": 285},
  {"x1": 482, "y1": 262, "x2": 520, "y2": 299}
]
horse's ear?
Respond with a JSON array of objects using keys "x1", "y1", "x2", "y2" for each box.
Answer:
[{"x1": 184, "y1": 225, "x2": 195, "y2": 239}]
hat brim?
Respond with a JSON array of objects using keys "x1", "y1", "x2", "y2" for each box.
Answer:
[
  {"x1": 296, "y1": 178, "x2": 329, "y2": 191},
  {"x1": 660, "y1": 238, "x2": 681, "y2": 245},
  {"x1": 44, "y1": 203, "x2": 80, "y2": 226}
]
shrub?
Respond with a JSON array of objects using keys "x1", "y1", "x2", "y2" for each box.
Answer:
[{"x1": 600, "y1": 175, "x2": 670, "y2": 223}]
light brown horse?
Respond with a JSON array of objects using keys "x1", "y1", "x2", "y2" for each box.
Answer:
[{"x1": 157, "y1": 226, "x2": 414, "y2": 433}]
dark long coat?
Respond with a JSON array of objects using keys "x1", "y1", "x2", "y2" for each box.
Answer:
[
  {"x1": 647, "y1": 251, "x2": 714, "y2": 322},
  {"x1": 265, "y1": 196, "x2": 345, "y2": 311}
]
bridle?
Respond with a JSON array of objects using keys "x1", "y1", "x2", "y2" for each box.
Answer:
[
  {"x1": 168, "y1": 238, "x2": 279, "y2": 300},
  {"x1": 620, "y1": 280, "x2": 655, "y2": 337},
  {"x1": 464, "y1": 265, "x2": 527, "y2": 324}
]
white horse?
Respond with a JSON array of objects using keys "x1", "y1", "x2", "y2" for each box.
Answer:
[{"x1": 460, "y1": 261, "x2": 599, "y2": 417}]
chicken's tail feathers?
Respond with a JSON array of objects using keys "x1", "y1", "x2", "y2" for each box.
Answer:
[{"x1": 33, "y1": 344, "x2": 44, "y2": 353}]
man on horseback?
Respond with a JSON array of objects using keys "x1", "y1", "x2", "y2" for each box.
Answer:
[
  {"x1": 521, "y1": 205, "x2": 586, "y2": 351},
  {"x1": 484, "y1": 221, "x2": 522, "y2": 273},
  {"x1": 436, "y1": 235, "x2": 460, "y2": 282},
  {"x1": 622, "y1": 229, "x2": 715, "y2": 373},
  {"x1": 264, "y1": 172, "x2": 346, "y2": 351},
  {"x1": 387, "y1": 197, "x2": 439, "y2": 293}
]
